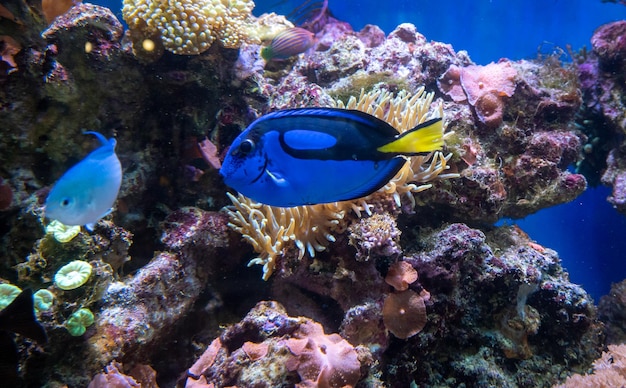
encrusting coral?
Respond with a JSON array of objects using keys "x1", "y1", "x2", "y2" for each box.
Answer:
[
  {"x1": 122, "y1": 0, "x2": 256, "y2": 55},
  {"x1": 225, "y1": 88, "x2": 457, "y2": 280},
  {"x1": 438, "y1": 61, "x2": 518, "y2": 128}
]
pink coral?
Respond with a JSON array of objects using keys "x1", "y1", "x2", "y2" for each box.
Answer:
[
  {"x1": 439, "y1": 61, "x2": 518, "y2": 128},
  {"x1": 285, "y1": 321, "x2": 361, "y2": 388},
  {"x1": 459, "y1": 61, "x2": 518, "y2": 105},
  {"x1": 88, "y1": 362, "x2": 139, "y2": 388},
  {"x1": 437, "y1": 64, "x2": 466, "y2": 102},
  {"x1": 591, "y1": 20, "x2": 626, "y2": 64}
]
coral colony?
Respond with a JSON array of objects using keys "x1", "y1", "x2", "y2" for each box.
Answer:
[{"x1": 0, "y1": 0, "x2": 625, "y2": 386}]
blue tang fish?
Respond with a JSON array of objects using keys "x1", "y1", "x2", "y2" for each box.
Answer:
[
  {"x1": 220, "y1": 108, "x2": 444, "y2": 207},
  {"x1": 45, "y1": 131, "x2": 122, "y2": 230}
]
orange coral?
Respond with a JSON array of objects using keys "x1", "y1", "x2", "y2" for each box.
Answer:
[
  {"x1": 187, "y1": 338, "x2": 223, "y2": 378},
  {"x1": 555, "y1": 344, "x2": 626, "y2": 387},
  {"x1": 242, "y1": 341, "x2": 270, "y2": 361},
  {"x1": 385, "y1": 261, "x2": 418, "y2": 291},
  {"x1": 285, "y1": 321, "x2": 361, "y2": 388},
  {"x1": 42, "y1": 0, "x2": 80, "y2": 24},
  {"x1": 382, "y1": 289, "x2": 428, "y2": 339},
  {"x1": 0, "y1": 35, "x2": 20, "y2": 72}
]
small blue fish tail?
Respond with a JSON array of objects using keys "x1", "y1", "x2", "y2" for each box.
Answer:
[{"x1": 84, "y1": 131, "x2": 114, "y2": 148}]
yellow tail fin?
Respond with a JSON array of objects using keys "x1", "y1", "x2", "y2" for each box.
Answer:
[{"x1": 377, "y1": 118, "x2": 444, "y2": 155}]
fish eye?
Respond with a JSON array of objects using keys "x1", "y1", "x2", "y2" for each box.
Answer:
[
  {"x1": 239, "y1": 139, "x2": 255, "y2": 154},
  {"x1": 60, "y1": 198, "x2": 72, "y2": 207}
]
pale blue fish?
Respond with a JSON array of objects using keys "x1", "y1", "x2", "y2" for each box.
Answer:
[
  {"x1": 261, "y1": 27, "x2": 316, "y2": 61},
  {"x1": 45, "y1": 132, "x2": 122, "y2": 230}
]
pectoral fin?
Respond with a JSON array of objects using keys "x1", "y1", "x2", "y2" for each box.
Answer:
[{"x1": 266, "y1": 170, "x2": 289, "y2": 187}]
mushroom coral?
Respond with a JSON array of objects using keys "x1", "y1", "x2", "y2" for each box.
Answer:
[
  {"x1": 382, "y1": 289, "x2": 429, "y2": 339},
  {"x1": 285, "y1": 320, "x2": 361, "y2": 388},
  {"x1": 0, "y1": 283, "x2": 21, "y2": 310},
  {"x1": 385, "y1": 261, "x2": 418, "y2": 291},
  {"x1": 122, "y1": 0, "x2": 256, "y2": 55}
]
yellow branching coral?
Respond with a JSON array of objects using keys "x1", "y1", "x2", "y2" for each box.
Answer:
[
  {"x1": 122, "y1": 0, "x2": 256, "y2": 55},
  {"x1": 224, "y1": 88, "x2": 458, "y2": 279}
]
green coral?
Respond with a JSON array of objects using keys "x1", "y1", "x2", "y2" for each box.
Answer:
[
  {"x1": 33, "y1": 289, "x2": 55, "y2": 312},
  {"x1": 45, "y1": 220, "x2": 81, "y2": 243},
  {"x1": 0, "y1": 283, "x2": 21, "y2": 310},
  {"x1": 64, "y1": 308, "x2": 95, "y2": 336},
  {"x1": 54, "y1": 260, "x2": 93, "y2": 290}
]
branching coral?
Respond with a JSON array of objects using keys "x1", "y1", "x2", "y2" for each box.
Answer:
[
  {"x1": 122, "y1": 0, "x2": 256, "y2": 55},
  {"x1": 224, "y1": 88, "x2": 458, "y2": 279}
]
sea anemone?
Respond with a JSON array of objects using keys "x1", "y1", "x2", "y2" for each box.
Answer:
[
  {"x1": 226, "y1": 192, "x2": 347, "y2": 280},
  {"x1": 224, "y1": 88, "x2": 457, "y2": 279},
  {"x1": 54, "y1": 260, "x2": 93, "y2": 290}
]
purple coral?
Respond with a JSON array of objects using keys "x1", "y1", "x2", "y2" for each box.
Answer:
[{"x1": 348, "y1": 212, "x2": 402, "y2": 261}]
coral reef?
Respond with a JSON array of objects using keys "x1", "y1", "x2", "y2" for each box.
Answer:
[
  {"x1": 576, "y1": 21, "x2": 626, "y2": 210},
  {"x1": 0, "y1": 1, "x2": 620, "y2": 386},
  {"x1": 182, "y1": 301, "x2": 366, "y2": 388},
  {"x1": 598, "y1": 278, "x2": 626, "y2": 344},
  {"x1": 122, "y1": 0, "x2": 256, "y2": 55},
  {"x1": 555, "y1": 344, "x2": 626, "y2": 388}
]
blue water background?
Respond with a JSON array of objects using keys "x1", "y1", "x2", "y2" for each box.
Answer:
[{"x1": 94, "y1": 0, "x2": 626, "y2": 299}]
